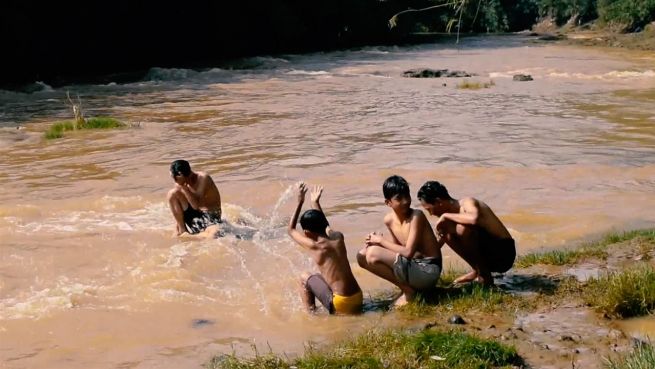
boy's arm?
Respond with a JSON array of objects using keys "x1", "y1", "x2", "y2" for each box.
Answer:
[
  {"x1": 367, "y1": 213, "x2": 421, "y2": 258},
  {"x1": 310, "y1": 185, "x2": 324, "y2": 213},
  {"x1": 436, "y1": 198, "x2": 480, "y2": 230},
  {"x1": 287, "y1": 182, "x2": 317, "y2": 249},
  {"x1": 179, "y1": 174, "x2": 212, "y2": 209}
]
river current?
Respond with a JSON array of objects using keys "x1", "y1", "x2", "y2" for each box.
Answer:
[{"x1": 1, "y1": 36, "x2": 654, "y2": 369}]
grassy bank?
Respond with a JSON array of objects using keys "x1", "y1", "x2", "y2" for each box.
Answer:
[
  {"x1": 208, "y1": 329, "x2": 520, "y2": 369},
  {"x1": 584, "y1": 264, "x2": 655, "y2": 318},
  {"x1": 209, "y1": 229, "x2": 655, "y2": 368},
  {"x1": 45, "y1": 117, "x2": 126, "y2": 139},
  {"x1": 606, "y1": 343, "x2": 655, "y2": 369},
  {"x1": 516, "y1": 229, "x2": 655, "y2": 267}
]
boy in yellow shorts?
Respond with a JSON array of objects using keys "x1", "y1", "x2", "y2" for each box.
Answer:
[{"x1": 288, "y1": 182, "x2": 362, "y2": 315}]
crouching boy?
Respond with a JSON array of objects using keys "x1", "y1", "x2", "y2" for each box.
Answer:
[{"x1": 287, "y1": 182, "x2": 363, "y2": 315}]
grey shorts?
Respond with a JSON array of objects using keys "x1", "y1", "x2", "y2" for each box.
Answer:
[
  {"x1": 393, "y1": 255, "x2": 442, "y2": 290},
  {"x1": 305, "y1": 274, "x2": 335, "y2": 314}
]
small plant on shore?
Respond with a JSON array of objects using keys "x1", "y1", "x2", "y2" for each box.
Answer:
[
  {"x1": 208, "y1": 328, "x2": 520, "y2": 369},
  {"x1": 583, "y1": 264, "x2": 655, "y2": 318},
  {"x1": 456, "y1": 79, "x2": 495, "y2": 89},
  {"x1": 605, "y1": 341, "x2": 655, "y2": 369}
]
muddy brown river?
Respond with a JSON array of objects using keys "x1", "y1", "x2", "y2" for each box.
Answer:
[{"x1": 1, "y1": 36, "x2": 654, "y2": 369}]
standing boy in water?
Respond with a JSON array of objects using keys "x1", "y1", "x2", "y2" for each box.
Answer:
[
  {"x1": 358, "y1": 175, "x2": 442, "y2": 306},
  {"x1": 288, "y1": 182, "x2": 363, "y2": 315},
  {"x1": 417, "y1": 180, "x2": 515, "y2": 286},
  {"x1": 167, "y1": 159, "x2": 222, "y2": 236}
]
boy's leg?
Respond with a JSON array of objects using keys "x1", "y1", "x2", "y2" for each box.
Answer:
[
  {"x1": 167, "y1": 188, "x2": 188, "y2": 236},
  {"x1": 442, "y1": 222, "x2": 487, "y2": 283},
  {"x1": 357, "y1": 246, "x2": 414, "y2": 302},
  {"x1": 299, "y1": 272, "x2": 316, "y2": 312},
  {"x1": 302, "y1": 273, "x2": 335, "y2": 314}
]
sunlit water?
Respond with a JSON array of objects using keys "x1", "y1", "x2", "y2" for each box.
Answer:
[{"x1": 1, "y1": 36, "x2": 654, "y2": 369}]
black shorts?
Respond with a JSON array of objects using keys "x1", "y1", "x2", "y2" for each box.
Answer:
[
  {"x1": 183, "y1": 207, "x2": 222, "y2": 234},
  {"x1": 305, "y1": 274, "x2": 334, "y2": 314},
  {"x1": 479, "y1": 230, "x2": 516, "y2": 273}
]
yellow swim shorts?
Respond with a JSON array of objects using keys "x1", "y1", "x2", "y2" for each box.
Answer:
[{"x1": 332, "y1": 290, "x2": 363, "y2": 315}]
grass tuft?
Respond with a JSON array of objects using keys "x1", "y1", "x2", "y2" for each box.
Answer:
[
  {"x1": 583, "y1": 264, "x2": 655, "y2": 318},
  {"x1": 516, "y1": 229, "x2": 655, "y2": 268},
  {"x1": 605, "y1": 342, "x2": 655, "y2": 369},
  {"x1": 456, "y1": 79, "x2": 495, "y2": 89},
  {"x1": 44, "y1": 116, "x2": 125, "y2": 139},
  {"x1": 207, "y1": 328, "x2": 520, "y2": 369}
]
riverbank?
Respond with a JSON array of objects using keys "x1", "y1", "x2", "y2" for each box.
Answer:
[{"x1": 210, "y1": 229, "x2": 655, "y2": 369}]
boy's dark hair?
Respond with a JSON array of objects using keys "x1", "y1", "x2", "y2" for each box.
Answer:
[
  {"x1": 300, "y1": 209, "x2": 329, "y2": 235},
  {"x1": 417, "y1": 181, "x2": 452, "y2": 203},
  {"x1": 170, "y1": 160, "x2": 191, "y2": 177},
  {"x1": 383, "y1": 175, "x2": 410, "y2": 200}
]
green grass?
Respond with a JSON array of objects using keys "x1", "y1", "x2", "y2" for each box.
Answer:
[
  {"x1": 399, "y1": 283, "x2": 532, "y2": 318},
  {"x1": 456, "y1": 79, "x2": 495, "y2": 89},
  {"x1": 605, "y1": 342, "x2": 655, "y2": 369},
  {"x1": 516, "y1": 229, "x2": 655, "y2": 267},
  {"x1": 207, "y1": 328, "x2": 520, "y2": 369},
  {"x1": 583, "y1": 264, "x2": 655, "y2": 318},
  {"x1": 44, "y1": 117, "x2": 125, "y2": 139}
]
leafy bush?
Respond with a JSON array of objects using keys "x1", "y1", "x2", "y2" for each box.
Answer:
[{"x1": 597, "y1": 0, "x2": 655, "y2": 31}]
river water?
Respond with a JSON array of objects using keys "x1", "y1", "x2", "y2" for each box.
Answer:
[{"x1": 1, "y1": 36, "x2": 654, "y2": 369}]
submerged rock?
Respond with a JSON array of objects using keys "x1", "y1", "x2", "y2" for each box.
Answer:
[
  {"x1": 192, "y1": 318, "x2": 214, "y2": 328},
  {"x1": 403, "y1": 69, "x2": 473, "y2": 78},
  {"x1": 513, "y1": 74, "x2": 533, "y2": 81},
  {"x1": 448, "y1": 314, "x2": 466, "y2": 324}
]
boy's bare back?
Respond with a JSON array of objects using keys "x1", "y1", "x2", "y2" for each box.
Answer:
[
  {"x1": 311, "y1": 231, "x2": 360, "y2": 297},
  {"x1": 459, "y1": 197, "x2": 511, "y2": 239}
]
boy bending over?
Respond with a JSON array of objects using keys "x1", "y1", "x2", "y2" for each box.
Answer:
[
  {"x1": 417, "y1": 180, "x2": 515, "y2": 286},
  {"x1": 358, "y1": 175, "x2": 442, "y2": 306},
  {"x1": 288, "y1": 183, "x2": 363, "y2": 315}
]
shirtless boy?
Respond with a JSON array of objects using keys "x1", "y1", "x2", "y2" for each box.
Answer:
[
  {"x1": 417, "y1": 180, "x2": 515, "y2": 286},
  {"x1": 288, "y1": 182, "x2": 363, "y2": 315},
  {"x1": 167, "y1": 159, "x2": 222, "y2": 236},
  {"x1": 357, "y1": 175, "x2": 442, "y2": 306}
]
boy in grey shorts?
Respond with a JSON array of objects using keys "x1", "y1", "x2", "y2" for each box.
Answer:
[{"x1": 358, "y1": 175, "x2": 442, "y2": 307}]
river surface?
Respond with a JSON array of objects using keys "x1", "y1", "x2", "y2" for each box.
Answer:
[{"x1": 1, "y1": 36, "x2": 654, "y2": 369}]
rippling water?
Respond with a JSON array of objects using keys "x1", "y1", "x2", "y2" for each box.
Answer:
[{"x1": 1, "y1": 36, "x2": 654, "y2": 369}]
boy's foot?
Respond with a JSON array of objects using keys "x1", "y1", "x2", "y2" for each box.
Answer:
[
  {"x1": 453, "y1": 270, "x2": 478, "y2": 284},
  {"x1": 392, "y1": 288, "x2": 415, "y2": 308}
]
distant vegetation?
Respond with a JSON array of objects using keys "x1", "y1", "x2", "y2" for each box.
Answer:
[
  {"x1": 45, "y1": 117, "x2": 125, "y2": 139},
  {"x1": 391, "y1": 0, "x2": 655, "y2": 33},
  {"x1": 4, "y1": 1, "x2": 654, "y2": 88}
]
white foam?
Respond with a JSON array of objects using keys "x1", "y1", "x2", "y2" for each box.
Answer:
[{"x1": 286, "y1": 69, "x2": 330, "y2": 76}]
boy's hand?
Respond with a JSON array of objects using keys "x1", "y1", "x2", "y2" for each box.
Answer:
[
  {"x1": 435, "y1": 215, "x2": 447, "y2": 235},
  {"x1": 310, "y1": 185, "x2": 323, "y2": 204},
  {"x1": 365, "y1": 232, "x2": 383, "y2": 246},
  {"x1": 296, "y1": 182, "x2": 307, "y2": 204}
]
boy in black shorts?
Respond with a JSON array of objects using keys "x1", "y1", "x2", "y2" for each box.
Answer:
[{"x1": 417, "y1": 180, "x2": 516, "y2": 286}]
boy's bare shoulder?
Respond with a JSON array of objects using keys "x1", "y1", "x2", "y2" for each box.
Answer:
[
  {"x1": 461, "y1": 197, "x2": 480, "y2": 208},
  {"x1": 383, "y1": 212, "x2": 395, "y2": 226}
]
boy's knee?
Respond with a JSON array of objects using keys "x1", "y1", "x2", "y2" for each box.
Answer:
[
  {"x1": 167, "y1": 188, "x2": 181, "y2": 202},
  {"x1": 356, "y1": 250, "x2": 367, "y2": 267},
  {"x1": 299, "y1": 272, "x2": 312, "y2": 286},
  {"x1": 364, "y1": 246, "x2": 384, "y2": 264}
]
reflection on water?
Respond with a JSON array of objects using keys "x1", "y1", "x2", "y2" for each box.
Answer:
[{"x1": 1, "y1": 36, "x2": 655, "y2": 369}]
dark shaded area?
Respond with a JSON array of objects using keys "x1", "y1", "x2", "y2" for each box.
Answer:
[{"x1": 0, "y1": 0, "x2": 436, "y2": 88}]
